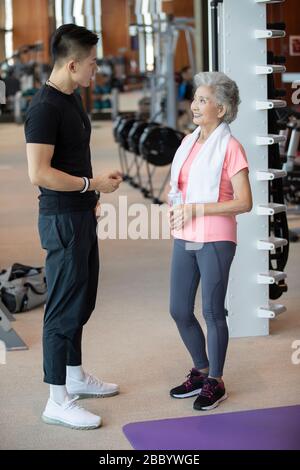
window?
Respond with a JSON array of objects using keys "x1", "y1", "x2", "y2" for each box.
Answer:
[
  {"x1": 4, "y1": 0, "x2": 13, "y2": 64},
  {"x1": 54, "y1": 0, "x2": 103, "y2": 58}
]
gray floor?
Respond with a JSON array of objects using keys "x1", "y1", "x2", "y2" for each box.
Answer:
[{"x1": 0, "y1": 120, "x2": 299, "y2": 450}]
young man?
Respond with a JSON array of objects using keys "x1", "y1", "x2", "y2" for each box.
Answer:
[{"x1": 25, "y1": 24, "x2": 123, "y2": 430}]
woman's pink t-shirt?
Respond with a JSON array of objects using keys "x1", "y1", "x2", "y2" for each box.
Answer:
[{"x1": 172, "y1": 136, "x2": 249, "y2": 244}]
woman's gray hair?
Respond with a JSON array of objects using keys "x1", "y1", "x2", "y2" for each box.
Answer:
[{"x1": 194, "y1": 71, "x2": 241, "y2": 124}]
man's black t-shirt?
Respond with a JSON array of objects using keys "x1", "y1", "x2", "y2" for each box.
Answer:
[{"x1": 24, "y1": 84, "x2": 98, "y2": 214}]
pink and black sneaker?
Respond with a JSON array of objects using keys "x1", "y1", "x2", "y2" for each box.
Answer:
[
  {"x1": 193, "y1": 377, "x2": 227, "y2": 410},
  {"x1": 170, "y1": 368, "x2": 207, "y2": 399}
]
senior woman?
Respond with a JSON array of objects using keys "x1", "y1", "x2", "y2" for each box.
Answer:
[{"x1": 168, "y1": 71, "x2": 252, "y2": 411}]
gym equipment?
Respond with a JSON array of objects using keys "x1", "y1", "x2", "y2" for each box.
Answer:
[
  {"x1": 115, "y1": 116, "x2": 139, "y2": 185},
  {"x1": 139, "y1": 126, "x2": 184, "y2": 204},
  {"x1": 211, "y1": 0, "x2": 288, "y2": 336},
  {"x1": 134, "y1": 1, "x2": 196, "y2": 129},
  {"x1": 266, "y1": 50, "x2": 289, "y2": 300},
  {"x1": 113, "y1": 112, "x2": 183, "y2": 204},
  {"x1": 279, "y1": 107, "x2": 300, "y2": 242},
  {"x1": 0, "y1": 299, "x2": 28, "y2": 351},
  {"x1": 128, "y1": 120, "x2": 158, "y2": 192},
  {"x1": 113, "y1": 113, "x2": 136, "y2": 180},
  {"x1": 92, "y1": 57, "x2": 128, "y2": 120},
  {"x1": 281, "y1": 109, "x2": 300, "y2": 174},
  {"x1": 114, "y1": 114, "x2": 152, "y2": 192},
  {"x1": 139, "y1": 126, "x2": 183, "y2": 167},
  {"x1": 128, "y1": 121, "x2": 150, "y2": 155},
  {"x1": 0, "y1": 42, "x2": 50, "y2": 123},
  {"x1": 0, "y1": 263, "x2": 47, "y2": 313},
  {"x1": 118, "y1": 118, "x2": 138, "y2": 152},
  {"x1": 112, "y1": 1, "x2": 196, "y2": 203}
]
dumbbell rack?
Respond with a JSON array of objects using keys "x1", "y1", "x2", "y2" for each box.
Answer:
[{"x1": 218, "y1": 0, "x2": 288, "y2": 337}]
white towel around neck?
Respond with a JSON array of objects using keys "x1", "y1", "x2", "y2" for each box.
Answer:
[{"x1": 170, "y1": 122, "x2": 231, "y2": 203}]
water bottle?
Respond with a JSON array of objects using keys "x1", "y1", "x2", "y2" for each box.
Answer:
[{"x1": 168, "y1": 183, "x2": 183, "y2": 207}]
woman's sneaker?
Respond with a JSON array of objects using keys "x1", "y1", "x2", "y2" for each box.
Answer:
[
  {"x1": 170, "y1": 368, "x2": 207, "y2": 398},
  {"x1": 42, "y1": 396, "x2": 101, "y2": 430},
  {"x1": 193, "y1": 377, "x2": 227, "y2": 410}
]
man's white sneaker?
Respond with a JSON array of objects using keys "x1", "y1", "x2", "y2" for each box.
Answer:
[
  {"x1": 66, "y1": 373, "x2": 119, "y2": 398},
  {"x1": 42, "y1": 396, "x2": 101, "y2": 430}
]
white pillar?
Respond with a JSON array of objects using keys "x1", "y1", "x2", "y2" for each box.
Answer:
[{"x1": 219, "y1": 0, "x2": 287, "y2": 337}]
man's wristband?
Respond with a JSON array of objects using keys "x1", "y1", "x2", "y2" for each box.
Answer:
[{"x1": 80, "y1": 177, "x2": 90, "y2": 193}]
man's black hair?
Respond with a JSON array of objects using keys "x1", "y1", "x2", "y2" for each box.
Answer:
[{"x1": 51, "y1": 23, "x2": 98, "y2": 64}]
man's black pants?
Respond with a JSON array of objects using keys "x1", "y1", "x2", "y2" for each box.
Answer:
[{"x1": 38, "y1": 210, "x2": 99, "y2": 385}]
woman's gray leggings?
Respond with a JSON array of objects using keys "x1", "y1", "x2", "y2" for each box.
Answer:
[{"x1": 170, "y1": 239, "x2": 236, "y2": 378}]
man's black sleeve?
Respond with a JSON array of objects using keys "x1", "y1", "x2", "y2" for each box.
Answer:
[{"x1": 24, "y1": 102, "x2": 61, "y2": 145}]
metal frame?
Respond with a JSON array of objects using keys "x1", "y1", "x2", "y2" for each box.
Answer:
[{"x1": 134, "y1": 2, "x2": 196, "y2": 129}]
